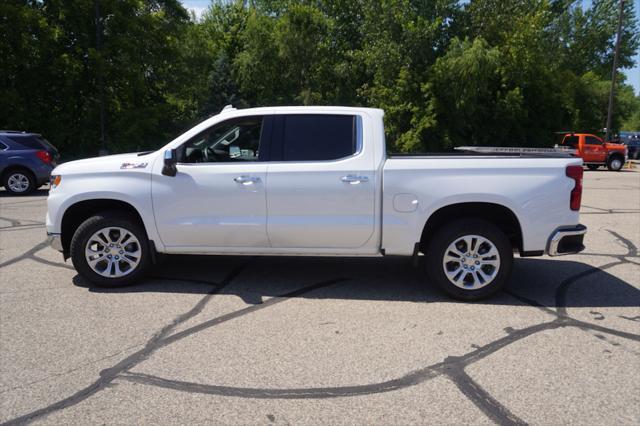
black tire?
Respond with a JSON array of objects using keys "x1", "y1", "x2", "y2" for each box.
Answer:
[
  {"x1": 607, "y1": 156, "x2": 624, "y2": 171},
  {"x1": 70, "y1": 211, "x2": 149, "y2": 287},
  {"x1": 586, "y1": 164, "x2": 599, "y2": 171},
  {"x1": 425, "y1": 218, "x2": 513, "y2": 300},
  {"x1": 2, "y1": 168, "x2": 36, "y2": 195}
]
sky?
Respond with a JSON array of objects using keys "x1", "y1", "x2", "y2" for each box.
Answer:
[{"x1": 180, "y1": 0, "x2": 640, "y2": 95}]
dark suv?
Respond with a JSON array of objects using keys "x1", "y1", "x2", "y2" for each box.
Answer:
[{"x1": 0, "y1": 131, "x2": 59, "y2": 195}]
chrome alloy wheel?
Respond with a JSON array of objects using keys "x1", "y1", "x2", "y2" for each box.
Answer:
[
  {"x1": 7, "y1": 173, "x2": 30, "y2": 193},
  {"x1": 84, "y1": 227, "x2": 142, "y2": 278},
  {"x1": 442, "y1": 234, "x2": 501, "y2": 290}
]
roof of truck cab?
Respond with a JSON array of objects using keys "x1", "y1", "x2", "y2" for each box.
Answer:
[
  {"x1": 168, "y1": 106, "x2": 384, "y2": 149},
  {"x1": 218, "y1": 105, "x2": 385, "y2": 116},
  {"x1": 562, "y1": 133, "x2": 600, "y2": 137}
]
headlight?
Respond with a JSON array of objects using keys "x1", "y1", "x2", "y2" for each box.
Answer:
[{"x1": 50, "y1": 175, "x2": 62, "y2": 188}]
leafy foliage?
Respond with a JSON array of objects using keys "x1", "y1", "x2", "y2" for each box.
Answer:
[{"x1": 0, "y1": 0, "x2": 638, "y2": 156}]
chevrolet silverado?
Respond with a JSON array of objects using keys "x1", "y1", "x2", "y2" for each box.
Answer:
[{"x1": 46, "y1": 106, "x2": 587, "y2": 300}]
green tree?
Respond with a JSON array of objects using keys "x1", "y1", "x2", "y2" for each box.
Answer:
[
  {"x1": 1, "y1": 0, "x2": 638, "y2": 156},
  {"x1": 0, "y1": 0, "x2": 192, "y2": 156}
]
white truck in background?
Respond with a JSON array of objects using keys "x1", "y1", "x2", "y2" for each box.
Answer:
[{"x1": 46, "y1": 106, "x2": 586, "y2": 300}]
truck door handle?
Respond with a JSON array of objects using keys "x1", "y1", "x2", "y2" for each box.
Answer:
[
  {"x1": 233, "y1": 175, "x2": 261, "y2": 185},
  {"x1": 341, "y1": 175, "x2": 369, "y2": 184}
]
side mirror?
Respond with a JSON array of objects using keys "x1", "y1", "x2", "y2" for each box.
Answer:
[{"x1": 162, "y1": 149, "x2": 177, "y2": 177}]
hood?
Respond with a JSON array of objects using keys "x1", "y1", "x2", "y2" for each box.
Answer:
[
  {"x1": 52, "y1": 152, "x2": 156, "y2": 175},
  {"x1": 604, "y1": 142, "x2": 626, "y2": 151}
]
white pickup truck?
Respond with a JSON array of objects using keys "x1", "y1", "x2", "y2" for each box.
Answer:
[{"x1": 46, "y1": 106, "x2": 586, "y2": 300}]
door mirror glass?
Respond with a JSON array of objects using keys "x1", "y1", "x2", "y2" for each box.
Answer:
[{"x1": 162, "y1": 149, "x2": 177, "y2": 177}]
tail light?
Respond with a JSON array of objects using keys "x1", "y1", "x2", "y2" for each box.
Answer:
[
  {"x1": 566, "y1": 165, "x2": 583, "y2": 211},
  {"x1": 35, "y1": 150, "x2": 52, "y2": 164}
]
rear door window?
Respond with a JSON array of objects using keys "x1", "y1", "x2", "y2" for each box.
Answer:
[{"x1": 273, "y1": 114, "x2": 357, "y2": 161}]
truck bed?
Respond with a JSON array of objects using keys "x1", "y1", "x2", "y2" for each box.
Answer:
[
  {"x1": 389, "y1": 146, "x2": 577, "y2": 159},
  {"x1": 381, "y1": 155, "x2": 582, "y2": 256}
]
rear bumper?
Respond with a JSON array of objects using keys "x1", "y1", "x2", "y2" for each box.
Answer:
[
  {"x1": 547, "y1": 224, "x2": 587, "y2": 256},
  {"x1": 33, "y1": 162, "x2": 55, "y2": 185}
]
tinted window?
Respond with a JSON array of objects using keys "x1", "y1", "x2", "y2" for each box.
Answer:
[
  {"x1": 5, "y1": 135, "x2": 46, "y2": 150},
  {"x1": 585, "y1": 136, "x2": 602, "y2": 145},
  {"x1": 563, "y1": 136, "x2": 578, "y2": 147},
  {"x1": 279, "y1": 114, "x2": 356, "y2": 161},
  {"x1": 0, "y1": 141, "x2": 7, "y2": 150},
  {"x1": 179, "y1": 116, "x2": 264, "y2": 163}
]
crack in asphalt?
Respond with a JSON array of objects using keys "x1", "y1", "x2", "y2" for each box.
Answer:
[
  {"x1": 0, "y1": 343, "x2": 146, "y2": 395},
  {"x1": 0, "y1": 216, "x2": 21, "y2": 227},
  {"x1": 0, "y1": 225, "x2": 45, "y2": 233},
  {"x1": 0, "y1": 211, "x2": 638, "y2": 424},
  {"x1": 0, "y1": 240, "x2": 74, "y2": 271},
  {"x1": 0, "y1": 240, "x2": 51, "y2": 269},
  {"x1": 1, "y1": 263, "x2": 249, "y2": 426},
  {"x1": 445, "y1": 367, "x2": 527, "y2": 426},
  {"x1": 581, "y1": 205, "x2": 640, "y2": 215},
  {"x1": 0, "y1": 216, "x2": 45, "y2": 231}
]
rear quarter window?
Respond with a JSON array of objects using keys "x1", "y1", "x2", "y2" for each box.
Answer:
[{"x1": 4, "y1": 135, "x2": 51, "y2": 150}]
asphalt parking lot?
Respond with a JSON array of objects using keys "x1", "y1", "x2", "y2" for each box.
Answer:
[{"x1": 0, "y1": 169, "x2": 639, "y2": 425}]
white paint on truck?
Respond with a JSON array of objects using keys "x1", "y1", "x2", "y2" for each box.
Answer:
[{"x1": 45, "y1": 105, "x2": 586, "y2": 299}]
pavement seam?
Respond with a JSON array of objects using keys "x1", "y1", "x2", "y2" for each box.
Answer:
[{"x1": 0, "y1": 206, "x2": 638, "y2": 425}]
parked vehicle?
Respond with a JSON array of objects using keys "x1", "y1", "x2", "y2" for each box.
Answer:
[
  {"x1": 619, "y1": 132, "x2": 640, "y2": 160},
  {"x1": 46, "y1": 106, "x2": 586, "y2": 300},
  {"x1": 0, "y1": 131, "x2": 59, "y2": 195},
  {"x1": 559, "y1": 132, "x2": 627, "y2": 171},
  {"x1": 624, "y1": 139, "x2": 640, "y2": 160}
]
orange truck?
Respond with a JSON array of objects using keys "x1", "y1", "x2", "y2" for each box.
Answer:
[{"x1": 559, "y1": 133, "x2": 628, "y2": 171}]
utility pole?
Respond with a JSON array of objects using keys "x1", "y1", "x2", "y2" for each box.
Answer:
[
  {"x1": 605, "y1": 0, "x2": 625, "y2": 142},
  {"x1": 95, "y1": 0, "x2": 108, "y2": 155}
]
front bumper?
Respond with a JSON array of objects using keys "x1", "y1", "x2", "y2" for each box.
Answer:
[
  {"x1": 547, "y1": 224, "x2": 587, "y2": 256},
  {"x1": 47, "y1": 232, "x2": 63, "y2": 252}
]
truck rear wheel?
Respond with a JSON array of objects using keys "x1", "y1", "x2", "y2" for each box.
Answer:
[
  {"x1": 70, "y1": 211, "x2": 149, "y2": 287},
  {"x1": 425, "y1": 218, "x2": 513, "y2": 300}
]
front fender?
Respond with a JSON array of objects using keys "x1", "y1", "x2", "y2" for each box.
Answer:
[{"x1": 46, "y1": 171, "x2": 164, "y2": 252}]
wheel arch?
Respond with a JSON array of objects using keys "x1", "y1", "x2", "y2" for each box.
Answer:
[
  {"x1": 607, "y1": 151, "x2": 624, "y2": 160},
  {"x1": 419, "y1": 202, "x2": 523, "y2": 255},
  {"x1": 607, "y1": 151, "x2": 625, "y2": 162},
  {"x1": 1, "y1": 164, "x2": 35, "y2": 183},
  {"x1": 60, "y1": 199, "x2": 147, "y2": 255}
]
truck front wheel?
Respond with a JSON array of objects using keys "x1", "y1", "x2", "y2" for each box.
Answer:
[
  {"x1": 425, "y1": 219, "x2": 513, "y2": 300},
  {"x1": 607, "y1": 156, "x2": 624, "y2": 171},
  {"x1": 70, "y1": 211, "x2": 150, "y2": 287}
]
